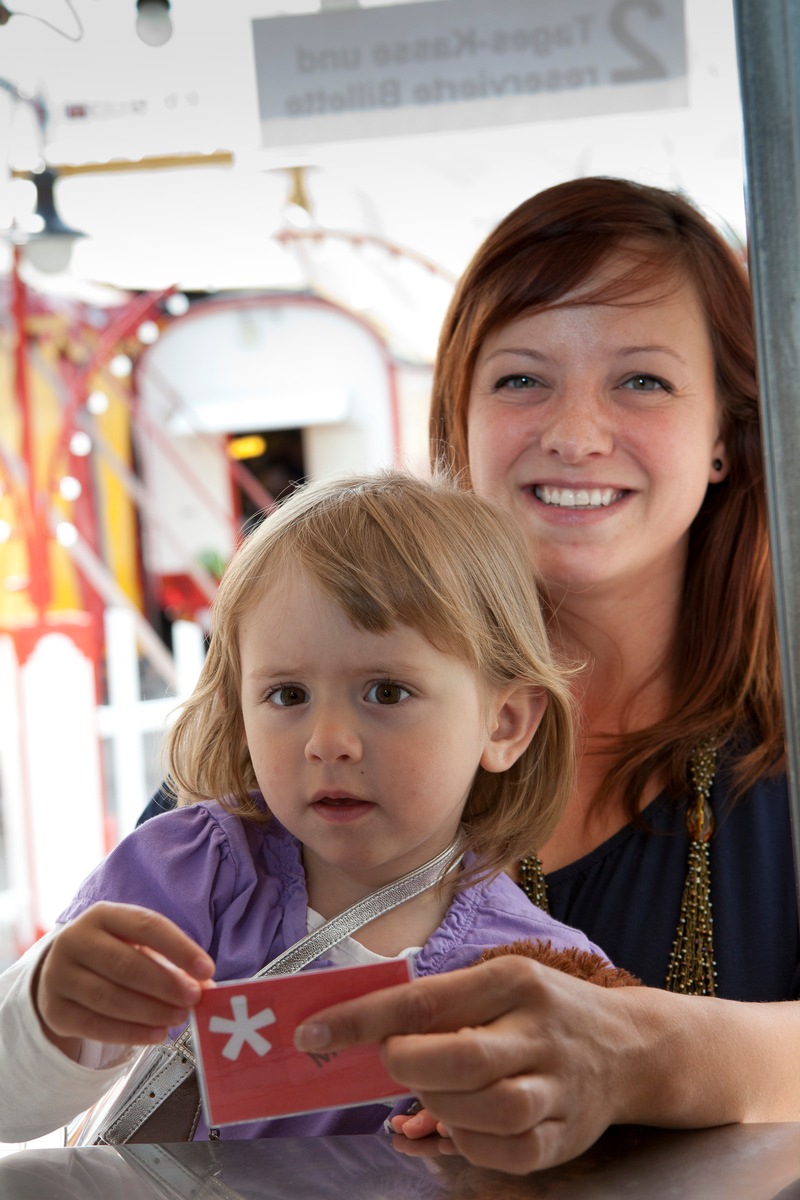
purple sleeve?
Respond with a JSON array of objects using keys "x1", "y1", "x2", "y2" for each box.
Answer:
[
  {"x1": 414, "y1": 866, "x2": 614, "y2": 979},
  {"x1": 56, "y1": 805, "x2": 297, "y2": 981},
  {"x1": 57, "y1": 805, "x2": 238, "y2": 955}
]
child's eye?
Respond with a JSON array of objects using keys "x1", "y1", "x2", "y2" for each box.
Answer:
[
  {"x1": 365, "y1": 682, "x2": 411, "y2": 705},
  {"x1": 266, "y1": 684, "x2": 308, "y2": 707}
]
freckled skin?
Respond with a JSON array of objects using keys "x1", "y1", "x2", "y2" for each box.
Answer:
[{"x1": 467, "y1": 272, "x2": 726, "y2": 605}]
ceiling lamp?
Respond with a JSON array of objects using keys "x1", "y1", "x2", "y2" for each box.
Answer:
[
  {"x1": 22, "y1": 168, "x2": 86, "y2": 274},
  {"x1": 136, "y1": 0, "x2": 172, "y2": 47}
]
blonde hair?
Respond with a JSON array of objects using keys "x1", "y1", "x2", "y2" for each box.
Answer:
[{"x1": 166, "y1": 471, "x2": 575, "y2": 879}]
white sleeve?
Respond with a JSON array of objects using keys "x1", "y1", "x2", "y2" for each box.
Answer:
[{"x1": 0, "y1": 927, "x2": 136, "y2": 1143}]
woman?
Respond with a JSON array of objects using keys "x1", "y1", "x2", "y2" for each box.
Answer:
[{"x1": 293, "y1": 176, "x2": 800, "y2": 1173}]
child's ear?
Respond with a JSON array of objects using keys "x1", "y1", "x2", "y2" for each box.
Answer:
[{"x1": 480, "y1": 684, "x2": 547, "y2": 774}]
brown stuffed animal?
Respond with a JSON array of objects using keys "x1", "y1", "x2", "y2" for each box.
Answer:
[{"x1": 475, "y1": 939, "x2": 642, "y2": 988}]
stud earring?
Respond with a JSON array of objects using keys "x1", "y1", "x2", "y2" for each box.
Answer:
[{"x1": 713, "y1": 458, "x2": 723, "y2": 472}]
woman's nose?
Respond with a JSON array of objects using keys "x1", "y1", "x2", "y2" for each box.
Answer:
[
  {"x1": 539, "y1": 389, "x2": 613, "y2": 462},
  {"x1": 304, "y1": 709, "x2": 363, "y2": 764}
]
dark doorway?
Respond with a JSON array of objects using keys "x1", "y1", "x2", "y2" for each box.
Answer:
[{"x1": 231, "y1": 427, "x2": 306, "y2": 532}]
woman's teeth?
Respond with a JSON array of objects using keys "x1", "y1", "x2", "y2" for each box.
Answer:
[{"x1": 534, "y1": 486, "x2": 619, "y2": 509}]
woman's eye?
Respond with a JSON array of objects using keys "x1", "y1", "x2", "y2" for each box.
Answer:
[
  {"x1": 495, "y1": 373, "x2": 540, "y2": 391},
  {"x1": 620, "y1": 374, "x2": 668, "y2": 393},
  {"x1": 366, "y1": 682, "x2": 410, "y2": 705},
  {"x1": 267, "y1": 685, "x2": 308, "y2": 707}
]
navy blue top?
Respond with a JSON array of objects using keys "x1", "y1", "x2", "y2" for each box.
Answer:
[
  {"x1": 140, "y1": 773, "x2": 800, "y2": 1002},
  {"x1": 544, "y1": 772, "x2": 800, "y2": 1001}
]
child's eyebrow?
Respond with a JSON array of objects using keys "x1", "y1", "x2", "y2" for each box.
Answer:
[
  {"x1": 244, "y1": 660, "x2": 437, "y2": 680},
  {"x1": 244, "y1": 665, "x2": 301, "y2": 681}
]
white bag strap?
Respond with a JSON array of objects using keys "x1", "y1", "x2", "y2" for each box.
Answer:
[
  {"x1": 169, "y1": 828, "x2": 464, "y2": 1055},
  {"x1": 257, "y1": 829, "x2": 465, "y2": 977}
]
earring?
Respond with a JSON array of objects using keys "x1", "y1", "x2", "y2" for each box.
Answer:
[{"x1": 712, "y1": 458, "x2": 723, "y2": 472}]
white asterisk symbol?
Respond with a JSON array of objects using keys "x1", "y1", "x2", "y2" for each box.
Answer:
[{"x1": 208, "y1": 995, "x2": 277, "y2": 1061}]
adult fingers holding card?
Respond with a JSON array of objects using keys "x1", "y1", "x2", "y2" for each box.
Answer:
[
  {"x1": 294, "y1": 955, "x2": 520, "y2": 1056},
  {"x1": 294, "y1": 955, "x2": 652, "y2": 1173}
]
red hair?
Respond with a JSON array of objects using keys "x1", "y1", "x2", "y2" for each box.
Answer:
[{"x1": 431, "y1": 176, "x2": 783, "y2": 816}]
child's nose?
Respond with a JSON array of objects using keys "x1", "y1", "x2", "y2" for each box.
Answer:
[{"x1": 304, "y1": 710, "x2": 363, "y2": 764}]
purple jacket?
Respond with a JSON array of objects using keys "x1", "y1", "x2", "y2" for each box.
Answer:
[{"x1": 59, "y1": 800, "x2": 607, "y2": 1140}]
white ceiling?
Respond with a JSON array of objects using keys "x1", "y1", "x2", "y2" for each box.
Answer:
[{"x1": 0, "y1": 0, "x2": 746, "y2": 360}]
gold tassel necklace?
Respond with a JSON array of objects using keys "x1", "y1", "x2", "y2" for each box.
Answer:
[{"x1": 517, "y1": 739, "x2": 718, "y2": 997}]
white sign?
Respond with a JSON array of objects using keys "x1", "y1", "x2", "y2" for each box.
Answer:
[{"x1": 252, "y1": 0, "x2": 687, "y2": 147}]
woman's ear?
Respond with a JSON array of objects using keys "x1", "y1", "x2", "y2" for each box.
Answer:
[
  {"x1": 480, "y1": 685, "x2": 547, "y2": 774},
  {"x1": 710, "y1": 438, "x2": 729, "y2": 483}
]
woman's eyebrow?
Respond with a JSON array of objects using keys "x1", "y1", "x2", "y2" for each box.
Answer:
[
  {"x1": 482, "y1": 347, "x2": 549, "y2": 363},
  {"x1": 617, "y1": 344, "x2": 688, "y2": 364}
]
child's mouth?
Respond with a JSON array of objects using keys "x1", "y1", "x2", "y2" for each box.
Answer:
[{"x1": 311, "y1": 795, "x2": 375, "y2": 821}]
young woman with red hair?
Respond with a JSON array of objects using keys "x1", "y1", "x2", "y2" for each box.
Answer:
[{"x1": 295, "y1": 177, "x2": 798, "y2": 1174}]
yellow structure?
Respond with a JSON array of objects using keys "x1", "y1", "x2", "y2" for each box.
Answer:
[{"x1": 0, "y1": 297, "x2": 142, "y2": 628}]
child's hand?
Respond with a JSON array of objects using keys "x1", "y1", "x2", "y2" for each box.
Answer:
[
  {"x1": 390, "y1": 1108, "x2": 448, "y2": 1140},
  {"x1": 34, "y1": 902, "x2": 215, "y2": 1057}
]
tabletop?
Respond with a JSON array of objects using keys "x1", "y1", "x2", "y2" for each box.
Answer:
[{"x1": 1, "y1": 1123, "x2": 800, "y2": 1199}]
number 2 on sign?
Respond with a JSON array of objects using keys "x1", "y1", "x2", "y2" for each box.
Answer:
[{"x1": 610, "y1": 0, "x2": 669, "y2": 83}]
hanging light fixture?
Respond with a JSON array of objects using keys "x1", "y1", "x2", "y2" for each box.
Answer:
[
  {"x1": 0, "y1": 80, "x2": 86, "y2": 273},
  {"x1": 0, "y1": 1, "x2": 83, "y2": 39},
  {"x1": 135, "y1": 0, "x2": 172, "y2": 46},
  {"x1": 22, "y1": 167, "x2": 86, "y2": 274}
]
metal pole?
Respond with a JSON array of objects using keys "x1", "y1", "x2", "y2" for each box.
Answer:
[{"x1": 733, "y1": 0, "x2": 800, "y2": 918}]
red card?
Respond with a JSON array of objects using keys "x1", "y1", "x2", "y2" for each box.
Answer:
[{"x1": 191, "y1": 959, "x2": 411, "y2": 1127}]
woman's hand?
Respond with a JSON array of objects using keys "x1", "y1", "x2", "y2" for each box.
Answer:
[
  {"x1": 296, "y1": 952, "x2": 800, "y2": 1174},
  {"x1": 34, "y1": 902, "x2": 216, "y2": 1058},
  {"x1": 295, "y1": 954, "x2": 646, "y2": 1173}
]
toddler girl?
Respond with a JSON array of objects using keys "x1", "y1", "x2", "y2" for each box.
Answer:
[{"x1": 0, "y1": 471, "x2": 607, "y2": 1143}]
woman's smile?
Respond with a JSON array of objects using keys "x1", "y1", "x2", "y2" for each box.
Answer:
[{"x1": 531, "y1": 485, "x2": 625, "y2": 510}]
